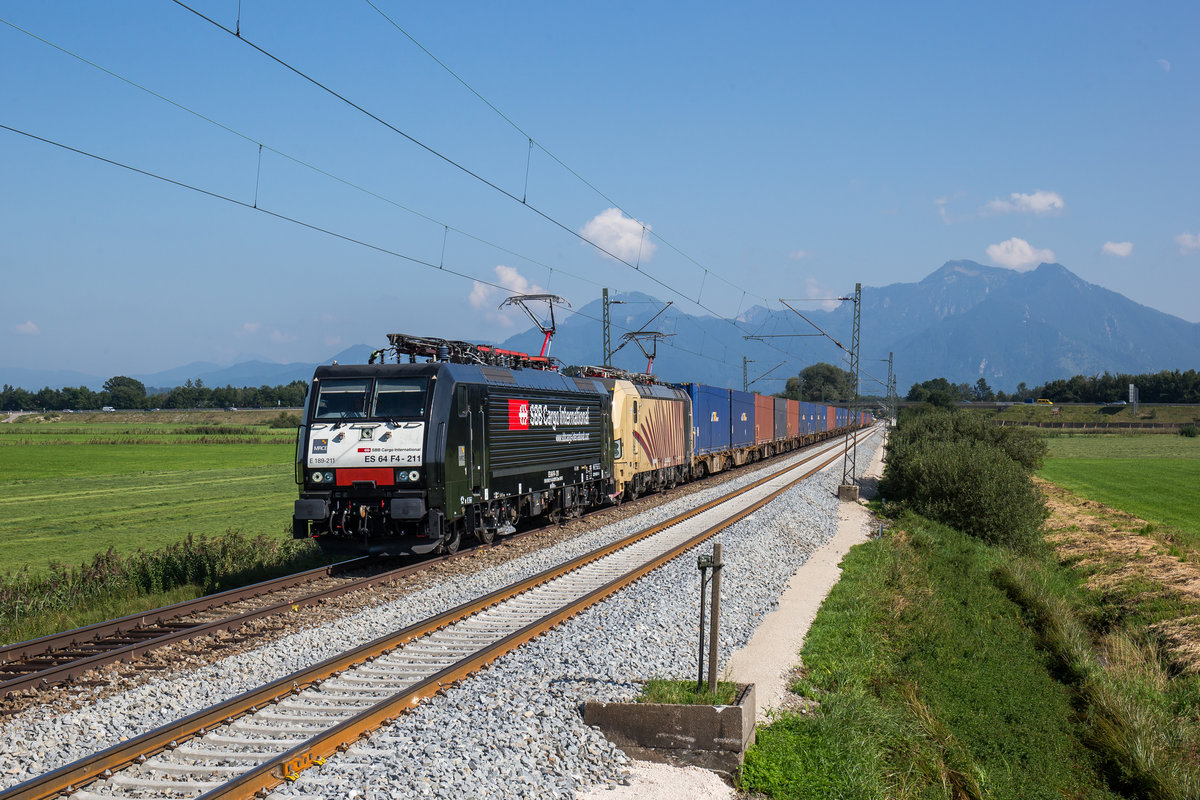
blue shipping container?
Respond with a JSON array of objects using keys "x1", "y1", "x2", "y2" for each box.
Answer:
[
  {"x1": 683, "y1": 383, "x2": 732, "y2": 457},
  {"x1": 773, "y1": 396, "x2": 788, "y2": 442},
  {"x1": 798, "y1": 402, "x2": 816, "y2": 435},
  {"x1": 730, "y1": 390, "x2": 755, "y2": 449}
]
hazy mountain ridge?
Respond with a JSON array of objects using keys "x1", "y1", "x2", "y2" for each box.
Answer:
[{"x1": 4, "y1": 262, "x2": 1197, "y2": 392}]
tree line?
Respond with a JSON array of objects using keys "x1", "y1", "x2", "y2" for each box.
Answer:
[
  {"x1": 0, "y1": 376, "x2": 308, "y2": 412},
  {"x1": 906, "y1": 369, "x2": 1200, "y2": 406}
]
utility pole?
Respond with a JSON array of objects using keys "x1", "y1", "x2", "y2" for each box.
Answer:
[
  {"x1": 602, "y1": 289, "x2": 612, "y2": 366},
  {"x1": 743, "y1": 356, "x2": 752, "y2": 392},
  {"x1": 839, "y1": 283, "x2": 861, "y2": 496},
  {"x1": 887, "y1": 351, "x2": 896, "y2": 423}
]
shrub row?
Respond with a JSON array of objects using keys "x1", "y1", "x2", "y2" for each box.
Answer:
[{"x1": 880, "y1": 408, "x2": 1048, "y2": 552}]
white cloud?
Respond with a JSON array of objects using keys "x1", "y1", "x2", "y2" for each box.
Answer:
[
  {"x1": 934, "y1": 196, "x2": 950, "y2": 223},
  {"x1": 270, "y1": 329, "x2": 296, "y2": 344},
  {"x1": 986, "y1": 237, "x2": 1055, "y2": 270},
  {"x1": 1101, "y1": 241, "x2": 1133, "y2": 257},
  {"x1": 805, "y1": 278, "x2": 840, "y2": 311},
  {"x1": 15, "y1": 320, "x2": 40, "y2": 335},
  {"x1": 1177, "y1": 233, "x2": 1200, "y2": 254},
  {"x1": 1159, "y1": 58, "x2": 1171, "y2": 72},
  {"x1": 469, "y1": 265, "x2": 547, "y2": 327},
  {"x1": 985, "y1": 190, "x2": 1065, "y2": 215},
  {"x1": 580, "y1": 208, "x2": 657, "y2": 263},
  {"x1": 789, "y1": 249, "x2": 809, "y2": 261},
  {"x1": 237, "y1": 322, "x2": 260, "y2": 336}
]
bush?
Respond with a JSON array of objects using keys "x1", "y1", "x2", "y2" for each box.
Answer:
[
  {"x1": 881, "y1": 408, "x2": 1048, "y2": 552},
  {"x1": 267, "y1": 411, "x2": 301, "y2": 429},
  {"x1": 1180, "y1": 424, "x2": 1198, "y2": 438},
  {"x1": 890, "y1": 408, "x2": 1047, "y2": 471},
  {"x1": 883, "y1": 438, "x2": 1047, "y2": 552}
]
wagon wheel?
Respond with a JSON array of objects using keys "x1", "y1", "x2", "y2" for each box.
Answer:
[
  {"x1": 474, "y1": 523, "x2": 495, "y2": 545},
  {"x1": 441, "y1": 527, "x2": 461, "y2": 555}
]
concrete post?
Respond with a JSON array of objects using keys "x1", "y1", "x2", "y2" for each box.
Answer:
[{"x1": 707, "y1": 543, "x2": 723, "y2": 693}]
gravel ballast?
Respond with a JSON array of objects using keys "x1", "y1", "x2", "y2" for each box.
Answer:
[{"x1": 0, "y1": 432, "x2": 883, "y2": 798}]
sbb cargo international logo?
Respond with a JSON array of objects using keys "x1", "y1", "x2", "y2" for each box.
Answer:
[
  {"x1": 508, "y1": 399, "x2": 530, "y2": 430},
  {"x1": 508, "y1": 399, "x2": 590, "y2": 431}
]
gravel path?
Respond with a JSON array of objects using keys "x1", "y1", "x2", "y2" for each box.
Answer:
[{"x1": 0, "y1": 431, "x2": 883, "y2": 798}]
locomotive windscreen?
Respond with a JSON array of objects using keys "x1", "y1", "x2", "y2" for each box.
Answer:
[
  {"x1": 372, "y1": 378, "x2": 427, "y2": 418},
  {"x1": 313, "y1": 377, "x2": 429, "y2": 421},
  {"x1": 314, "y1": 379, "x2": 370, "y2": 419}
]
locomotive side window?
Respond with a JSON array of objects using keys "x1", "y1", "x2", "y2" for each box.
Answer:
[
  {"x1": 314, "y1": 379, "x2": 370, "y2": 419},
  {"x1": 373, "y1": 378, "x2": 428, "y2": 418}
]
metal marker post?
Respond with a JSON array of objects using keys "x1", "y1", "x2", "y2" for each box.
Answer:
[
  {"x1": 707, "y1": 543, "x2": 723, "y2": 694},
  {"x1": 696, "y1": 552, "x2": 713, "y2": 690}
]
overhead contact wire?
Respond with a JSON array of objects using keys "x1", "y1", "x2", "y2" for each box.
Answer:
[{"x1": 171, "y1": 1, "x2": 804, "y2": 362}]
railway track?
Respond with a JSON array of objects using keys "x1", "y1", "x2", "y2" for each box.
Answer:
[
  {"x1": 2, "y1": 432, "x2": 868, "y2": 800},
  {"x1": 0, "y1": 557, "x2": 439, "y2": 700},
  {"x1": 1, "y1": 431, "x2": 864, "y2": 702}
]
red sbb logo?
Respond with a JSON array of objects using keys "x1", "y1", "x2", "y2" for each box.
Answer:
[{"x1": 508, "y1": 399, "x2": 529, "y2": 430}]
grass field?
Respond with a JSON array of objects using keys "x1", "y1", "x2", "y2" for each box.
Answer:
[
  {"x1": 0, "y1": 413, "x2": 298, "y2": 574},
  {"x1": 1039, "y1": 434, "x2": 1200, "y2": 543}
]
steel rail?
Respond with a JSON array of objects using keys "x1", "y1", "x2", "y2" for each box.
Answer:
[
  {"x1": 2, "y1": 429, "x2": 876, "y2": 800},
  {"x1": 0, "y1": 557, "x2": 427, "y2": 699},
  {"x1": 0, "y1": 558, "x2": 373, "y2": 664},
  {"x1": 0, "y1": 427, "x2": 864, "y2": 699}
]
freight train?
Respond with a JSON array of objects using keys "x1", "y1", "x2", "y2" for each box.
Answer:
[{"x1": 292, "y1": 335, "x2": 872, "y2": 556}]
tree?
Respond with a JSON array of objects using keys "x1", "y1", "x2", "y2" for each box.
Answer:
[
  {"x1": 102, "y1": 376, "x2": 147, "y2": 409},
  {"x1": 785, "y1": 363, "x2": 855, "y2": 403},
  {"x1": 972, "y1": 378, "x2": 995, "y2": 402}
]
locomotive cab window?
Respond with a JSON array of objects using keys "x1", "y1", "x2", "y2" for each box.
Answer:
[
  {"x1": 373, "y1": 378, "x2": 428, "y2": 419},
  {"x1": 314, "y1": 379, "x2": 370, "y2": 419}
]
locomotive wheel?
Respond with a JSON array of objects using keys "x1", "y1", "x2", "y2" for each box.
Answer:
[
  {"x1": 441, "y1": 528, "x2": 461, "y2": 555},
  {"x1": 474, "y1": 525, "x2": 495, "y2": 545}
]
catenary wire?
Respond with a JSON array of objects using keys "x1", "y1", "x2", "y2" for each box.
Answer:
[
  {"x1": 169, "y1": 0, "x2": 821, "y2": 365},
  {"x1": 0, "y1": 123, "x2": 749, "y2": 372}
]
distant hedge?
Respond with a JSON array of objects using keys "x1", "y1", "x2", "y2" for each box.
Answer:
[{"x1": 881, "y1": 409, "x2": 1048, "y2": 551}]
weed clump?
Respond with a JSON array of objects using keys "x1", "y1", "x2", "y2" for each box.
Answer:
[{"x1": 1180, "y1": 423, "x2": 1198, "y2": 438}]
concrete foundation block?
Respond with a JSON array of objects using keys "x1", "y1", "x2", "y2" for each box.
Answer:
[
  {"x1": 582, "y1": 683, "x2": 756, "y2": 777},
  {"x1": 838, "y1": 483, "x2": 860, "y2": 501}
]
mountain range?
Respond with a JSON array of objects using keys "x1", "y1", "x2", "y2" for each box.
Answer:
[
  {"x1": 496, "y1": 261, "x2": 1200, "y2": 392},
  {"x1": 4, "y1": 261, "x2": 1197, "y2": 393}
]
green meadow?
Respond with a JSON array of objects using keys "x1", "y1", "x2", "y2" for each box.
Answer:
[
  {"x1": 0, "y1": 414, "x2": 298, "y2": 574},
  {"x1": 1038, "y1": 434, "x2": 1200, "y2": 543}
]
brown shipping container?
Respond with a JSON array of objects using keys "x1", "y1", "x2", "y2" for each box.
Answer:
[
  {"x1": 826, "y1": 405, "x2": 836, "y2": 431},
  {"x1": 787, "y1": 399, "x2": 799, "y2": 438},
  {"x1": 755, "y1": 394, "x2": 774, "y2": 444}
]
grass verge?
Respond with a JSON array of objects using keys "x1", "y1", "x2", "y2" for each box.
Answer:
[
  {"x1": 1, "y1": 530, "x2": 330, "y2": 645},
  {"x1": 740, "y1": 513, "x2": 1120, "y2": 800}
]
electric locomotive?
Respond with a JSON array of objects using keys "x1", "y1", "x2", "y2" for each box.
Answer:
[{"x1": 292, "y1": 336, "x2": 613, "y2": 556}]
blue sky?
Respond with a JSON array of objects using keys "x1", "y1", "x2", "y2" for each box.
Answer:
[{"x1": 2, "y1": 1, "x2": 1197, "y2": 378}]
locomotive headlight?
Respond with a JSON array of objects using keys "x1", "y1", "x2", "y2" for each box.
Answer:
[
  {"x1": 408, "y1": 470, "x2": 420, "y2": 482},
  {"x1": 324, "y1": 471, "x2": 335, "y2": 483},
  {"x1": 311, "y1": 471, "x2": 324, "y2": 483}
]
